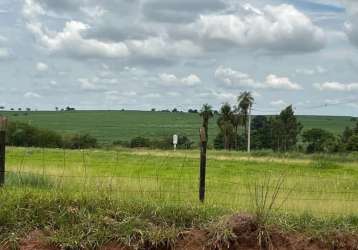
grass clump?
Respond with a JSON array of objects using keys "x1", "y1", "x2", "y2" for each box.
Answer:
[
  {"x1": 0, "y1": 190, "x2": 225, "y2": 249},
  {"x1": 5, "y1": 172, "x2": 54, "y2": 189},
  {"x1": 0, "y1": 188, "x2": 357, "y2": 249}
]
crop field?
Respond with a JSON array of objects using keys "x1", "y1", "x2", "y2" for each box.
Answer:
[
  {"x1": 5, "y1": 147, "x2": 358, "y2": 216},
  {"x1": 0, "y1": 110, "x2": 356, "y2": 144}
]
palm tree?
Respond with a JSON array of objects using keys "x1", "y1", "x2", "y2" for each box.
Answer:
[
  {"x1": 199, "y1": 104, "x2": 213, "y2": 140},
  {"x1": 217, "y1": 103, "x2": 234, "y2": 150},
  {"x1": 232, "y1": 106, "x2": 242, "y2": 150},
  {"x1": 237, "y1": 91, "x2": 254, "y2": 136}
]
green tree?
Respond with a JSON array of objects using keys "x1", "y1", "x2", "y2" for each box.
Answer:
[
  {"x1": 237, "y1": 91, "x2": 254, "y2": 137},
  {"x1": 302, "y1": 128, "x2": 336, "y2": 153},
  {"x1": 354, "y1": 121, "x2": 358, "y2": 135},
  {"x1": 347, "y1": 135, "x2": 358, "y2": 151},
  {"x1": 251, "y1": 116, "x2": 271, "y2": 150},
  {"x1": 342, "y1": 126, "x2": 353, "y2": 144},
  {"x1": 231, "y1": 106, "x2": 242, "y2": 150},
  {"x1": 270, "y1": 105, "x2": 302, "y2": 152},
  {"x1": 217, "y1": 103, "x2": 234, "y2": 150}
]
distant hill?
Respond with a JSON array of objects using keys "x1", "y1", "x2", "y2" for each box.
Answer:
[{"x1": 0, "y1": 110, "x2": 356, "y2": 144}]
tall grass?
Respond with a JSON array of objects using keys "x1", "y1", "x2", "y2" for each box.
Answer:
[{"x1": 0, "y1": 189, "x2": 357, "y2": 249}]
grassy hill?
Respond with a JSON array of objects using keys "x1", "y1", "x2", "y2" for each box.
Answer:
[{"x1": 0, "y1": 110, "x2": 356, "y2": 144}]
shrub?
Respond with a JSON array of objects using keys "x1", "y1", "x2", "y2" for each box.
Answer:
[
  {"x1": 6, "y1": 121, "x2": 97, "y2": 149},
  {"x1": 7, "y1": 122, "x2": 62, "y2": 148},
  {"x1": 302, "y1": 128, "x2": 337, "y2": 153},
  {"x1": 63, "y1": 134, "x2": 98, "y2": 149},
  {"x1": 113, "y1": 140, "x2": 130, "y2": 147},
  {"x1": 128, "y1": 135, "x2": 193, "y2": 149},
  {"x1": 214, "y1": 133, "x2": 245, "y2": 150},
  {"x1": 346, "y1": 135, "x2": 358, "y2": 151},
  {"x1": 130, "y1": 137, "x2": 151, "y2": 148}
]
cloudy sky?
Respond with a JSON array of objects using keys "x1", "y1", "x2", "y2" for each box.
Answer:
[{"x1": 0, "y1": 0, "x2": 358, "y2": 115}]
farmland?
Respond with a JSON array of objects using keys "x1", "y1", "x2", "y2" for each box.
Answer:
[
  {"x1": 0, "y1": 110, "x2": 356, "y2": 144},
  {"x1": 1, "y1": 145, "x2": 358, "y2": 249},
  {"x1": 2, "y1": 112, "x2": 358, "y2": 249},
  {"x1": 2, "y1": 146, "x2": 358, "y2": 249}
]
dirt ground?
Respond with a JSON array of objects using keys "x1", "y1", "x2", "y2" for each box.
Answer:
[{"x1": 4, "y1": 215, "x2": 358, "y2": 250}]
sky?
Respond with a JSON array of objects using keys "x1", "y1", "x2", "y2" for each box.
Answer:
[{"x1": 0, "y1": 0, "x2": 358, "y2": 115}]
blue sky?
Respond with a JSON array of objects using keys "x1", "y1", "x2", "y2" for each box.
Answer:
[{"x1": 0, "y1": 0, "x2": 358, "y2": 115}]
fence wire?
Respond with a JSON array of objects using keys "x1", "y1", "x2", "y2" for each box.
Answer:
[{"x1": 4, "y1": 147, "x2": 358, "y2": 216}]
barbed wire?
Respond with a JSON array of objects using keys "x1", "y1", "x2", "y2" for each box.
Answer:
[{"x1": 3, "y1": 147, "x2": 358, "y2": 216}]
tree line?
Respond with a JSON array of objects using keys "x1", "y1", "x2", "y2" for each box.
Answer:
[
  {"x1": 200, "y1": 91, "x2": 358, "y2": 153},
  {"x1": 5, "y1": 121, "x2": 97, "y2": 149},
  {"x1": 2, "y1": 93, "x2": 358, "y2": 153}
]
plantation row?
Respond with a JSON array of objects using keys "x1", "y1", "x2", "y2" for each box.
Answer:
[{"x1": 3, "y1": 112, "x2": 358, "y2": 154}]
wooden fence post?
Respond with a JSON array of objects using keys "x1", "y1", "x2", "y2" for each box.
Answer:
[
  {"x1": 0, "y1": 117, "x2": 7, "y2": 186},
  {"x1": 199, "y1": 127, "x2": 207, "y2": 202}
]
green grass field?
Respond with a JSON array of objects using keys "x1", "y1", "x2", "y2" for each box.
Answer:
[
  {"x1": 5, "y1": 147, "x2": 358, "y2": 216},
  {"x1": 0, "y1": 110, "x2": 356, "y2": 144},
  {"x1": 2, "y1": 147, "x2": 358, "y2": 249}
]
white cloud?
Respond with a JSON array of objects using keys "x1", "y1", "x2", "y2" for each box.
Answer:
[
  {"x1": 78, "y1": 78, "x2": 102, "y2": 90},
  {"x1": 144, "y1": 93, "x2": 161, "y2": 98},
  {"x1": 167, "y1": 92, "x2": 180, "y2": 97},
  {"x1": 314, "y1": 82, "x2": 358, "y2": 91},
  {"x1": 159, "y1": 73, "x2": 201, "y2": 86},
  {"x1": 295, "y1": 66, "x2": 326, "y2": 76},
  {"x1": 191, "y1": 4, "x2": 325, "y2": 52},
  {"x1": 215, "y1": 66, "x2": 302, "y2": 90},
  {"x1": 270, "y1": 100, "x2": 287, "y2": 107},
  {"x1": 341, "y1": 1, "x2": 358, "y2": 47},
  {"x1": 27, "y1": 21, "x2": 130, "y2": 59},
  {"x1": 345, "y1": 17, "x2": 358, "y2": 47},
  {"x1": 0, "y1": 48, "x2": 10, "y2": 59},
  {"x1": 341, "y1": 1, "x2": 358, "y2": 14},
  {"x1": 316, "y1": 66, "x2": 327, "y2": 74},
  {"x1": 36, "y1": 62, "x2": 49, "y2": 72},
  {"x1": 264, "y1": 74, "x2": 302, "y2": 90},
  {"x1": 295, "y1": 68, "x2": 315, "y2": 75},
  {"x1": 78, "y1": 75, "x2": 120, "y2": 91},
  {"x1": 27, "y1": 19, "x2": 201, "y2": 60},
  {"x1": 22, "y1": 0, "x2": 45, "y2": 19},
  {"x1": 24, "y1": 92, "x2": 41, "y2": 98},
  {"x1": 127, "y1": 37, "x2": 202, "y2": 59},
  {"x1": 199, "y1": 90, "x2": 237, "y2": 102},
  {"x1": 0, "y1": 35, "x2": 7, "y2": 43},
  {"x1": 214, "y1": 66, "x2": 258, "y2": 88}
]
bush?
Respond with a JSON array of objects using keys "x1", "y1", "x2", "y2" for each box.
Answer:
[
  {"x1": 63, "y1": 134, "x2": 98, "y2": 149},
  {"x1": 6, "y1": 121, "x2": 97, "y2": 149},
  {"x1": 346, "y1": 135, "x2": 358, "y2": 151},
  {"x1": 302, "y1": 128, "x2": 337, "y2": 153},
  {"x1": 128, "y1": 135, "x2": 193, "y2": 149},
  {"x1": 152, "y1": 135, "x2": 193, "y2": 149},
  {"x1": 113, "y1": 140, "x2": 130, "y2": 147},
  {"x1": 130, "y1": 137, "x2": 151, "y2": 148},
  {"x1": 213, "y1": 133, "x2": 245, "y2": 150},
  {"x1": 7, "y1": 122, "x2": 62, "y2": 148}
]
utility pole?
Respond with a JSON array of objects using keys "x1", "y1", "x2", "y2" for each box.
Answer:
[{"x1": 247, "y1": 104, "x2": 252, "y2": 153}]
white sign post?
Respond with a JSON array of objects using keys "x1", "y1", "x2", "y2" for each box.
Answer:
[{"x1": 173, "y1": 134, "x2": 178, "y2": 151}]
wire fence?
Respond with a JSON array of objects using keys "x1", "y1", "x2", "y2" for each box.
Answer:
[{"x1": 3, "y1": 147, "x2": 358, "y2": 216}]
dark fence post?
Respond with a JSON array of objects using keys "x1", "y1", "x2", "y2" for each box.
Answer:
[
  {"x1": 0, "y1": 117, "x2": 7, "y2": 187},
  {"x1": 199, "y1": 127, "x2": 207, "y2": 202}
]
